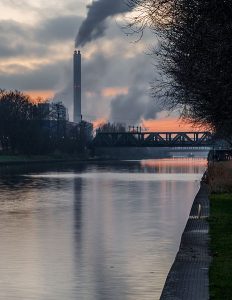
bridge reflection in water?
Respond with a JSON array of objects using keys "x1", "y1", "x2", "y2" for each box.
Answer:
[{"x1": 92, "y1": 131, "x2": 213, "y2": 148}]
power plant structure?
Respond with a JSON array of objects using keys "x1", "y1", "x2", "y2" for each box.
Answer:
[{"x1": 73, "y1": 50, "x2": 82, "y2": 123}]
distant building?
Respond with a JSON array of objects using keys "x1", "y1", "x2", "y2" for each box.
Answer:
[
  {"x1": 37, "y1": 101, "x2": 69, "y2": 121},
  {"x1": 37, "y1": 102, "x2": 50, "y2": 119},
  {"x1": 67, "y1": 120, "x2": 93, "y2": 144},
  {"x1": 50, "y1": 102, "x2": 69, "y2": 121},
  {"x1": 37, "y1": 101, "x2": 93, "y2": 146}
]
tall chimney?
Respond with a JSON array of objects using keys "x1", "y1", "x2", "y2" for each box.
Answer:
[{"x1": 73, "y1": 50, "x2": 82, "y2": 123}]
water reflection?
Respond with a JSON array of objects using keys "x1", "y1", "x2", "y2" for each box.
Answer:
[
  {"x1": 0, "y1": 159, "x2": 206, "y2": 300},
  {"x1": 140, "y1": 158, "x2": 207, "y2": 173}
]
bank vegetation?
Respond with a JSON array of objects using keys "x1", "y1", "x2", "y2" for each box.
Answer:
[
  {"x1": 128, "y1": 0, "x2": 232, "y2": 143},
  {"x1": 0, "y1": 90, "x2": 92, "y2": 156}
]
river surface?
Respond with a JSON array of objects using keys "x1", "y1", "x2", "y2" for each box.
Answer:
[{"x1": 0, "y1": 158, "x2": 206, "y2": 300}]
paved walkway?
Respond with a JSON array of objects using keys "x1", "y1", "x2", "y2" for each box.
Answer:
[{"x1": 160, "y1": 183, "x2": 211, "y2": 300}]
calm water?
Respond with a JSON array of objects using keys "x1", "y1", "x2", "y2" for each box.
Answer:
[{"x1": 0, "y1": 159, "x2": 206, "y2": 300}]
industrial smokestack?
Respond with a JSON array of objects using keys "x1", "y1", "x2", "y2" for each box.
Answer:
[{"x1": 73, "y1": 50, "x2": 82, "y2": 123}]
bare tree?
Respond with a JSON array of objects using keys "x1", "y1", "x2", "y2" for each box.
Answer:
[
  {"x1": 0, "y1": 90, "x2": 34, "y2": 153},
  {"x1": 0, "y1": 90, "x2": 92, "y2": 155},
  {"x1": 97, "y1": 122, "x2": 126, "y2": 133},
  {"x1": 128, "y1": 0, "x2": 232, "y2": 140}
]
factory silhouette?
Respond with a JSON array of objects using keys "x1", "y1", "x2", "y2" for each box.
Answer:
[
  {"x1": 40, "y1": 49, "x2": 84, "y2": 123},
  {"x1": 0, "y1": 49, "x2": 93, "y2": 156},
  {"x1": 35, "y1": 49, "x2": 93, "y2": 152}
]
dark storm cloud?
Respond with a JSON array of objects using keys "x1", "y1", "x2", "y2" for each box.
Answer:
[
  {"x1": 0, "y1": 16, "x2": 82, "y2": 59},
  {"x1": 0, "y1": 60, "x2": 68, "y2": 91},
  {"x1": 36, "y1": 15, "x2": 82, "y2": 43},
  {"x1": 76, "y1": 0, "x2": 134, "y2": 47},
  {"x1": 0, "y1": 20, "x2": 29, "y2": 45},
  {"x1": 0, "y1": 20, "x2": 48, "y2": 58},
  {"x1": 0, "y1": 10, "x2": 160, "y2": 123}
]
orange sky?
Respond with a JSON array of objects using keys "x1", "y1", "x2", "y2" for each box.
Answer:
[
  {"x1": 101, "y1": 87, "x2": 128, "y2": 97},
  {"x1": 92, "y1": 117, "x2": 197, "y2": 131},
  {"x1": 25, "y1": 90, "x2": 54, "y2": 101},
  {"x1": 142, "y1": 118, "x2": 197, "y2": 132},
  {"x1": 3, "y1": 1, "x2": 202, "y2": 134},
  {"x1": 25, "y1": 91, "x2": 198, "y2": 132},
  {"x1": 92, "y1": 118, "x2": 108, "y2": 129}
]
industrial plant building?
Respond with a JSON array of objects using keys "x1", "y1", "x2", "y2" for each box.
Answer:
[
  {"x1": 38, "y1": 101, "x2": 69, "y2": 121},
  {"x1": 35, "y1": 49, "x2": 93, "y2": 150}
]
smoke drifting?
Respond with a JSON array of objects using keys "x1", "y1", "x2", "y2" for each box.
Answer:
[
  {"x1": 110, "y1": 86, "x2": 162, "y2": 124},
  {"x1": 76, "y1": 0, "x2": 133, "y2": 47},
  {"x1": 109, "y1": 51, "x2": 163, "y2": 124}
]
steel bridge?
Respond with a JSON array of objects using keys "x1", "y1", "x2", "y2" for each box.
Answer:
[{"x1": 91, "y1": 131, "x2": 214, "y2": 148}]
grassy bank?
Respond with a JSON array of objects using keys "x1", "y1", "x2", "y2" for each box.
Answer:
[
  {"x1": 209, "y1": 193, "x2": 232, "y2": 300},
  {"x1": 208, "y1": 160, "x2": 232, "y2": 300},
  {"x1": 207, "y1": 161, "x2": 232, "y2": 193}
]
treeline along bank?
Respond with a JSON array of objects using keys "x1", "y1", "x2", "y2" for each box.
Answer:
[{"x1": 0, "y1": 90, "x2": 93, "y2": 155}]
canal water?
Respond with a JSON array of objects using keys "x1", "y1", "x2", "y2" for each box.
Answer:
[{"x1": 0, "y1": 158, "x2": 206, "y2": 300}]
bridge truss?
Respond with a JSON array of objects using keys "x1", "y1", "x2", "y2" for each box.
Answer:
[{"x1": 91, "y1": 131, "x2": 214, "y2": 148}]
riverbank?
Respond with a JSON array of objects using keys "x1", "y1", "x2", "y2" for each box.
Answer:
[
  {"x1": 160, "y1": 181, "x2": 211, "y2": 300},
  {"x1": 207, "y1": 160, "x2": 232, "y2": 193},
  {"x1": 207, "y1": 160, "x2": 232, "y2": 300},
  {"x1": 209, "y1": 193, "x2": 232, "y2": 299},
  {"x1": 160, "y1": 159, "x2": 232, "y2": 299}
]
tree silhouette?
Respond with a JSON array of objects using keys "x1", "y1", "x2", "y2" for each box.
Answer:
[
  {"x1": 0, "y1": 90, "x2": 93, "y2": 155},
  {"x1": 128, "y1": 0, "x2": 232, "y2": 140}
]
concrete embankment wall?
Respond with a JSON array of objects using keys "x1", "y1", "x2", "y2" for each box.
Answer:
[{"x1": 160, "y1": 182, "x2": 211, "y2": 300}]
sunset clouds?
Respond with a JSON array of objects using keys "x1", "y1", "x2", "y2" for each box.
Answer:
[{"x1": 0, "y1": 0, "x2": 193, "y2": 130}]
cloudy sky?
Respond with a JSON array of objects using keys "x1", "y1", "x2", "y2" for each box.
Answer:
[{"x1": 0, "y1": 0, "x2": 193, "y2": 130}]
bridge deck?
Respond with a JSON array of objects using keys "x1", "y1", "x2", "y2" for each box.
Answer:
[{"x1": 92, "y1": 131, "x2": 214, "y2": 148}]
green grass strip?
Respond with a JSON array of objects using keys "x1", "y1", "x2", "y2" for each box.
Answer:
[{"x1": 209, "y1": 193, "x2": 232, "y2": 300}]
